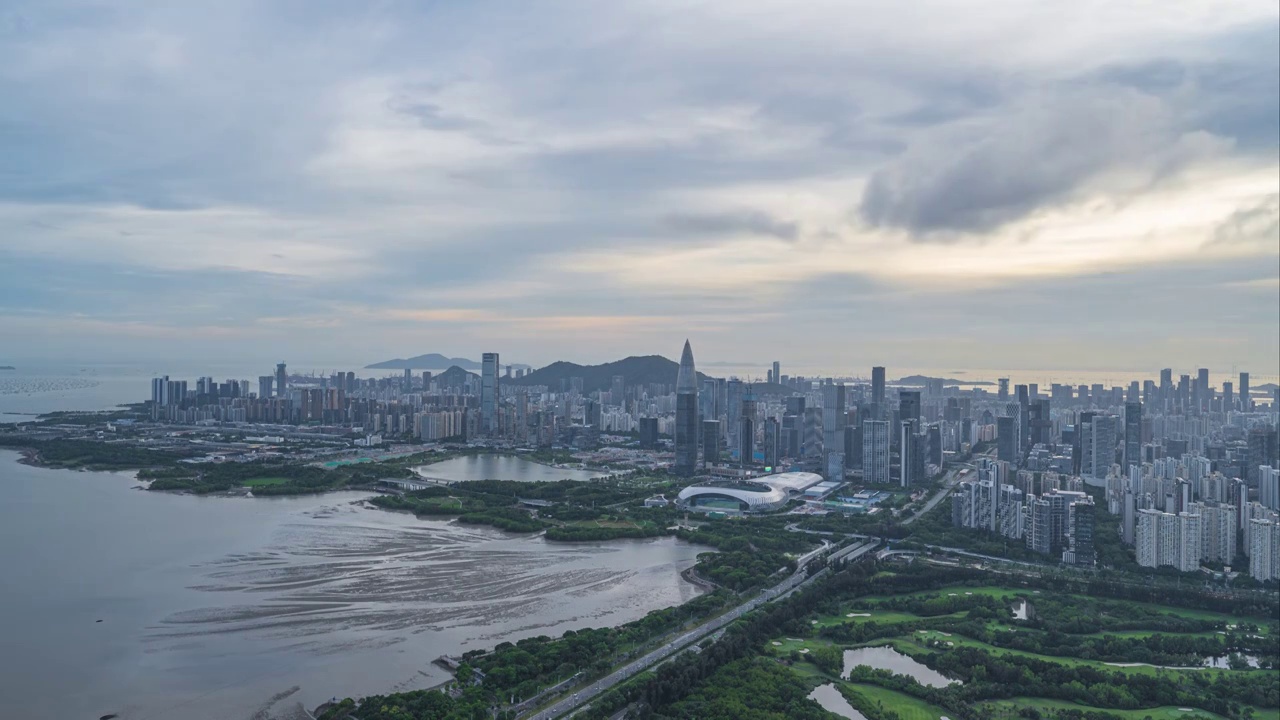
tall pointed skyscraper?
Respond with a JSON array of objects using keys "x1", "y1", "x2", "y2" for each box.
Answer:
[{"x1": 675, "y1": 340, "x2": 699, "y2": 474}]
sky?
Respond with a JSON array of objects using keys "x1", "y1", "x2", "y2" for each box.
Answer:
[{"x1": 1, "y1": 1, "x2": 1277, "y2": 375}]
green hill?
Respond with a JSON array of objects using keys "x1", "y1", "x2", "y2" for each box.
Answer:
[
  {"x1": 510, "y1": 355, "x2": 794, "y2": 396},
  {"x1": 511, "y1": 355, "x2": 701, "y2": 393}
]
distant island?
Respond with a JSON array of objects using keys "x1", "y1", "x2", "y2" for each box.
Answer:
[
  {"x1": 366, "y1": 353, "x2": 530, "y2": 371},
  {"x1": 893, "y1": 374, "x2": 994, "y2": 386},
  {"x1": 0, "y1": 366, "x2": 14, "y2": 371}
]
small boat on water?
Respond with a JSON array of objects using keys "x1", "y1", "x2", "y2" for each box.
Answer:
[{"x1": 245, "y1": 491, "x2": 255, "y2": 498}]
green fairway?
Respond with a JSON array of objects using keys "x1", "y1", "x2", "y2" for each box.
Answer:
[
  {"x1": 857, "y1": 584, "x2": 1033, "y2": 603},
  {"x1": 842, "y1": 682, "x2": 951, "y2": 720},
  {"x1": 244, "y1": 477, "x2": 290, "y2": 486},
  {"x1": 811, "y1": 609, "x2": 966, "y2": 628},
  {"x1": 769, "y1": 637, "x2": 835, "y2": 654},
  {"x1": 889, "y1": 631, "x2": 1251, "y2": 677}
]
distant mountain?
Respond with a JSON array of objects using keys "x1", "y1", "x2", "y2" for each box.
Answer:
[
  {"x1": 366, "y1": 353, "x2": 530, "y2": 371},
  {"x1": 508, "y1": 355, "x2": 797, "y2": 396},
  {"x1": 894, "y1": 374, "x2": 995, "y2": 386},
  {"x1": 511, "y1": 355, "x2": 711, "y2": 393}
]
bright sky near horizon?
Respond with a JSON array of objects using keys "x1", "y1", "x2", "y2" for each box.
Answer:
[{"x1": 1, "y1": 1, "x2": 1277, "y2": 372}]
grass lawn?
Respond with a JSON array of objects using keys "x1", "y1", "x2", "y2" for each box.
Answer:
[
  {"x1": 244, "y1": 477, "x2": 290, "y2": 487},
  {"x1": 857, "y1": 584, "x2": 1033, "y2": 603},
  {"x1": 982, "y1": 696, "x2": 1233, "y2": 720},
  {"x1": 769, "y1": 637, "x2": 836, "y2": 655},
  {"x1": 812, "y1": 609, "x2": 966, "y2": 628},
  {"x1": 842, "y1": 682, "x2": 951, "y2": 720}
]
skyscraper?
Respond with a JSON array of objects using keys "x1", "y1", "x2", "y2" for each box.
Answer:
[
  {"x1": 822, "y1": 383, "x2": 847, "y2": 470},
  {"x1": 702, "y1": 420, "x2": 721, "y2": 466},
  {"x1": 1016, "y1": 384, "x2": 1031, "y2": 452},
  {"x1": 1195, "y1": 367, "x2": 1210, "y2": 412},
  {"x1": 611, "y1": 375, "x2": 625, "y2": 407},
  {"x1": 997, "y1": 415, "x2": 1017, "y2": 463},
  {"x1": 871, "y1": 366, "x2": 885, "y2": 412},
  {"x1": 638, "y1": 417, "x2": 659, "y2": 450},
  {"x1": 726, "y1": 378, "x2": 745, "y2": 454},
  {"x1": 863, "y1": 420, "x2": 890, "y2": 483},
  {"x1": 899, "y1": 420, "x2": 919, "y2": 487},
  {"x1": 1240, "y1": 371, "x2": 1250, "y2": 411},
  {"x1": 698, "y1": 378, "x2": 718, "y2": 426},
  {"x1": 763, "y1": 417, "x2": 780, "y2": 469},
  {"x1": 674, "y1": 340, "x2": 700, "y2": 475},
  {"x1": 1249, "y1": 519, "x2": 1280, "y2": 582},
  {"x1": 275, "y1": 363, "x2": 287, "y2": 398},
  {"x1": 1124, "y1": 401, "x2": 1142, "y2": 471},
  {"x1": 772, "y1": 361, "x2": 781, "y2": 386},
  {"x1": 1261, "y1": 466, "x2": 1280, "y2": 511},
  {"x1": 1029, "y1": 398, "x2": 1051, "y2": 447},
  {"x1": 1088, "y1": 414, "x2": 1117, "y2": 479},
  {"x1": 481, "y1": 352, "x2": 499, "y2": 434},
  {"x1": 898, "y1": 390, "x2": 921, "y2": 427},
  {"x1": 739, "y1": 394, "x2": 757, "y2": 465}
]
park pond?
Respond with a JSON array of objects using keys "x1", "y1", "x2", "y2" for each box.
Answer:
[
  {"x1": 413, "y1": 453, "x2": 607, "y2": 483},
  {"x1": 0, "y1": 450, "x2": 704, "y2": 720},
  {"x1": 808, "y1": 683, "x2": 868, "y2": 720},
  {"x1": 1012, "y1": 598, "x2": 1032, "y2": 620},
  {"x1": 844, "y1": 646, "x2": 959, "y2": 687}
]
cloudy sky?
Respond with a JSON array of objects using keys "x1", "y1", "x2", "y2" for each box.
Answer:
[{"x1": 1, "y1": 1, "x2": 1277, "y2": 374}]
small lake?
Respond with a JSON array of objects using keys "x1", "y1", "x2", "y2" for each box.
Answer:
[
  {"x1": 808, "y1": 683, "x2": 868, "y2": 720},
  {"x1": 843, "y1": 646, "x2": 958, "y2": 688},
  {"x1": 414, "y1": 454, "x2": 607, "y2": 483},
  {"x1": 1012, "y1": 599, "x2": 1030, "y2": 620}
]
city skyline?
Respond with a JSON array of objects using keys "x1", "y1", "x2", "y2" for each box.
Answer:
[{"x1": 1, "y1": 2, "x2": 1276, "y2": 370}]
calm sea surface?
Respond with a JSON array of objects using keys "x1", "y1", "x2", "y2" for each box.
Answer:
[{"x1": 0, "y1": 450, "x2": 705, "y2": 720}]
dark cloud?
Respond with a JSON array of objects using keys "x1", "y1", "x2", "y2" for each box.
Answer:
[
  {"x1": 1209, "y1": 195, "x2": 1280, "y2": 248},
  {"x1": 858, "y1": 86, "x2": 1228, "y2": 238},
  {"x1": 663, "y1": 211, "x2": 798, "y2": 241}
]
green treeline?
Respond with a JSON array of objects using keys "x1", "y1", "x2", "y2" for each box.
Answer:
[
  {"x1": 674, "y1": 520, "x2": 815, "y2": 591},
  {"x1": 656, "y1": 656, "x2": 835, "y2": 720},
  {"x1": 338, "y1": 590, "x2": 735, "y2": 719},
  {"x1": 0, "y1": 437, "x2": 194, "y2": 470}
]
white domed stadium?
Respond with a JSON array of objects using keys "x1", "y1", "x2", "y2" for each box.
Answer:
[{"x1": 676, "y1": 471, "x2": 824, "y2": 513}]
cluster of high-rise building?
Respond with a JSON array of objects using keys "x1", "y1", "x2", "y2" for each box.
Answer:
[
  {"x1": 932, "y1": 366, "x2": 1278, "y2": 579},
  {"x1": 669, "y1": 344, "x2": 948, "y2": 485},
  {"x1": 147, "y1": 353, "x2": 700, "y2": 447},
  {"x1": 951, "y1": 459, "x2": 1097, "y2": 565},
  {"x1": 147, "y1": 353, "x2": 1278, "y2": 582}
]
